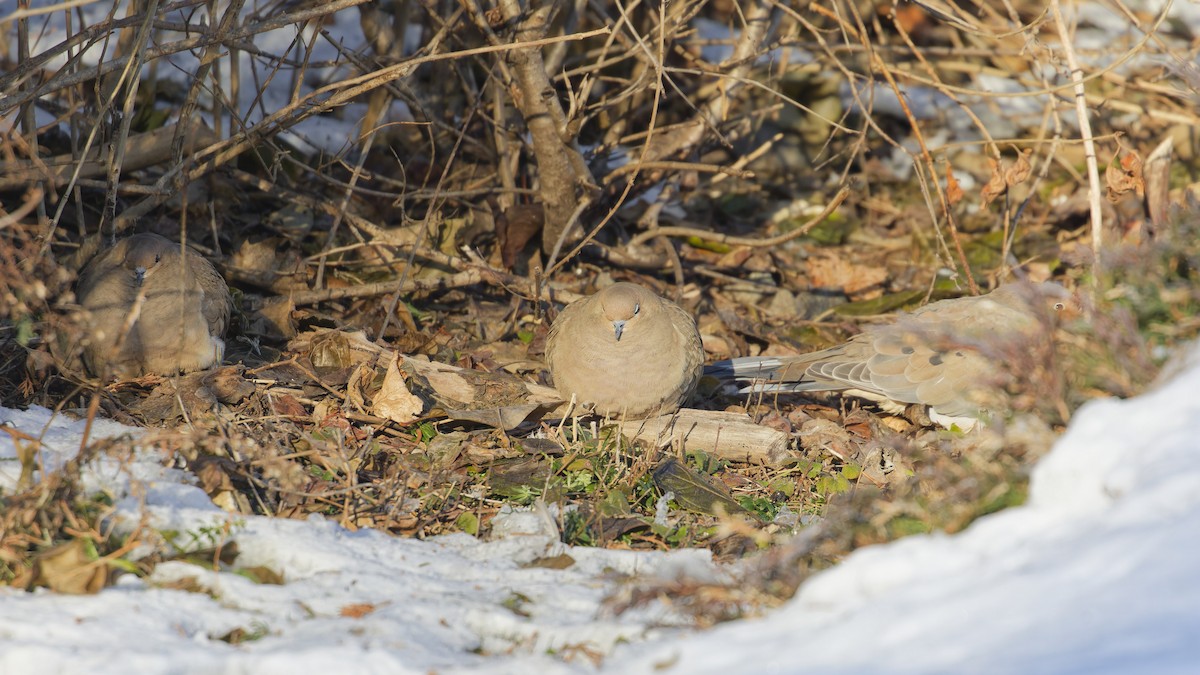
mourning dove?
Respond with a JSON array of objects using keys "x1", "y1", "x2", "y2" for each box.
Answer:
[
  {"x1": 75, "y1": 233, "x2": 232, "y2": 378},
  {"x1": 545, "y1": 282, "x2": 705, "y2": 419},
  {"x1": 713, "y1": 281, "x2": 1071, "y2": 428}
]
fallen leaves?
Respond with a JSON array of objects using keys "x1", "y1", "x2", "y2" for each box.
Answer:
[
  {"x1": 1105, "y1": 151, "x2": 1145, "y2": 202},
  {"x1": 15, "y1": 539, "x2": 108, "y2": 595},
  {"x1": 805, "y1": 251, "x2": 888, "y2": 298},
  {"x1": 979, "y1": 149, "x2": 1033, "y2": 208},
  {"x1": 373, "y1": 355, "x2": 425, "y2": 423},
  {"x1": 340, "y1": 602, "x2": 378, "y2": 618}
]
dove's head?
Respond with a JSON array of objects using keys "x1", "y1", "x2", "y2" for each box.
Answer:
[
  {"x1": 120, "y1": 233, "x2": 176, "y2": 283},
  {"x1": 990, "y1": 280, "x2": 1079, "y2": 320},
  {"x1": 597, "y1": 282, "x2": 653, "y2": 342}
]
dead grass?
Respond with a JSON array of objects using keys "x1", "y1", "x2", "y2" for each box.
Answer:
[{"x1": 1, "y1": 0, "x2": 1198, "y2": 620}]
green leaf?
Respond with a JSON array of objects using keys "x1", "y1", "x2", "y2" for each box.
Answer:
[
  {"x1": 685, "y1": 236, "x2": 733, "y2": 253},
  {"x1": 455, "y1": 512, "x2": 480, "y2": 536},
  {"x1": 414, "y1": 422, "x2": 438, "y2": 443},
  {"x1": 833, "y1": 289, "x2": 926, "y2": 317},
  {"x1": 16, "y1": 316, "x2": 36, "y2": 347}
]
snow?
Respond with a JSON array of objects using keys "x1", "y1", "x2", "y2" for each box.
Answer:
[
  {"x1": 0, "y1": 405, "x2": 713, "y2": 674},
  {"x1": 3, "y1": 346, "x2": 1200, "y2": 674},
  {"x1": 6, "y1": 0, "x2": 1200, "y2": 671},
  {"x1": 608, "y1": 346, "x2": 1200, "y2": 674}
]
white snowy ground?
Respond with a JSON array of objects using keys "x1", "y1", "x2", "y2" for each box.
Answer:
[
  {"x1": 6, "y1": 1, "x2": 1200, "y2": 671},
  {"x1": 2, "y1": 344, "x2": 1200, "y2": 674}
]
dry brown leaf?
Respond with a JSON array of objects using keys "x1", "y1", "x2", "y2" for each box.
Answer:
[
  {"x1": 496, "y1": 204, "x2": 544, "y2": 269},
  {"x1": 422, "y1": 369, "x2": 480, "y2": 404},
  {"x1": 1122, "y1": 152, "x2": 1145, "y2": 193},
  {"x1": 251, "y1": 296, "x2": 298, "y2": 339},
  {"x1": 1105, "y1": 152, "x2": 1144, "y2": 202},
  {"x1": 979, "y1": 157, "x2": 1007, "y2": 207},
  {"x1": 132, "y1": 373, "x2": 220, "y2": 423},
  {"x1": 373, "y1": 356, "x2": 424, "y2": 423},
  {"x1": 715, "y1": 246, "x2": 754, "y2": 268},
  {"x1": 799, "y1": 418, "x2": 855, "y2": 460},
  {"x1": 886, "y1": 2, "x2": 931, "y2": 36},
  {"x1": 345, "y1": 363, "x2": 371, "y2": 412},
  {"x1": 1004, "y1": 148, "x2": 1033, "y2": 188},
  {"x1": 238, "y1": 566, "x2": 284, "y2": 585},
  {"x1": 806, "y1": 252, "x2": 887, "y2": 296},
  {"x1": 308, "y1": 331, "x2": 354, "y2": 369},
  {"x1": 271, "y1": 393, "x2": 307, "y2": 418},
  {"x1": 229, "y1": 237, "x2": 308, "y2": 293},
  {"x1": 340, "y1": 603, "x2": 378, "y2": 618},
  {"x1": 945, "y1": 163, "x2": 964, "y2": 206},
  {"x1": 523, "y1": 553, "x2": 576, "y2": 569},
  {"x1": 23, "y1": 539, "x2": 108, "y2": 594},
  {"x1": 842, "y1": 408, "x2": 876, "y2": 439},
  {"x1": 202, "y1": 366, "x2": 256, "y2": 405},
  {"x1": 191, "y1": 455, "x2": 249, "y2": 513}
]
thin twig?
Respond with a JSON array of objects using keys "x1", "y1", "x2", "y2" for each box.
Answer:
[{"x1": 1050, "y1": 0, "x2": 1105, "y2": 257}]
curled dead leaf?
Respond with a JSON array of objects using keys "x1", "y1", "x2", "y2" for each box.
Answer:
[
  {"x1": 945, "y1": 162, "x2": 964, "y2": 206},
  {"x1": 1105, "y1": 151, "x2": 1144, "y2": 202},
  {"x1": 496, "y1": 204, "x2": 545, "y2": 269},
  {"x1": 20, "y1": 539, "x2": 108, "y2": 594},
  {"x1": 309, "y1": 331, "x2": 353, "y2": 370},
  {"x1": 1004, "y1": 148, "x2": 1033, "y2": 188},
  {"x1": 251, "y1": 296, "x2": 297, "y2": 340},
  {"x1": 979, "y1": 157, "x2": 1007, "y2": 208},
  {"x1": 270, "y1": 393, "x2": 307, "y2": 418},
  {"x1": 372, "y1": 356, "x2": 424, "y2": 423},
  {"x1": 345, "y1": 363, "x2": 371, "y2": 412},
  {"x1": 799, "y1": 418, "x2": 855, "y2": 461},
  {"x1": 191, "y1": 455, "x2": 250, "y2": 513}
]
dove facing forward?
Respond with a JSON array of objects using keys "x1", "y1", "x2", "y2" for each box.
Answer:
[
  {"x1": 714, "y1": 281, "x2": 1071, "y2": 429},
  {"x1": 76, "y1": 233, "x2": 232, "y2": 379},
  {"x1": 545, "y1": 282, "x2": 705, "y2": 419}
]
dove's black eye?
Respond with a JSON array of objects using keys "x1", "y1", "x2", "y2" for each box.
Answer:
[
  {"x1": 633, "y1": 303, "x2": 640, "y2": 315},
  {"x1": 154, "y1": 254, "x2": 162, "y2": 264},
  {"x1": 1053, "y1": 302, "x2": 1065, "y2": 311}
]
